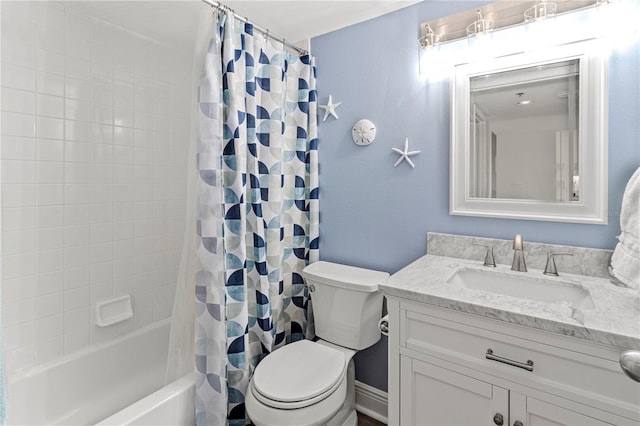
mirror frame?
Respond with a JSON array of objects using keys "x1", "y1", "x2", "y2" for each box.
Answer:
[{"x1": 450, "y1": 40, "x2": 608, "y2": 224}]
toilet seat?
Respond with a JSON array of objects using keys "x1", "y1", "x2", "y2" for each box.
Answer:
[
  {"x1": 251, "y1": 340, "x2": 347, "y2": 410},
  {"x1": 246, "y1": 373, "x2": 348, "y2": 426}
]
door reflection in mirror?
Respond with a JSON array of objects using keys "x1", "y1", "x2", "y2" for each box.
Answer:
[{"x1": 469, "y1": 59, "x2": 580, "y2": 202}]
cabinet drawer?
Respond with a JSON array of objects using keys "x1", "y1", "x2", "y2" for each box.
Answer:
[{"x1": 400, "y1": 303, "x2": 640, "y2": 420}]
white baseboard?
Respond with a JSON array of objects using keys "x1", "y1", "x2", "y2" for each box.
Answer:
[{"x1": 355, "y1": 380, "x2": 388, "y2": 424}]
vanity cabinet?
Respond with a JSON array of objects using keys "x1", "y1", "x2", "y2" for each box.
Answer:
[
  {"x1": 401, "y1": 356, "x2": 510, "y2": 425},
  {"x1": 401, "y1": 356, "x2": 611, "y2": 426},
  {"x1": 387, "y1": 299, "x2": 640, "y2": 426}
]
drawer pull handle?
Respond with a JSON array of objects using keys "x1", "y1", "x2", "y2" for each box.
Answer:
[
  {"x1": 493, "y1": 413, "x2": 504, "y2": 425},
  {"x1": 620, "y1": 350, "x2": 640, "y2": 382},
  {"x1": 486, "y1": 349, "x2": 534, "y2": 372}
]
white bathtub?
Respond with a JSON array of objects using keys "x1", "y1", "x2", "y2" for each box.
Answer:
[
  {"x1": 96, "y1": 373, "x2": 194, "y2": 426},
  {"x1": 7, "y1": 320, "x2": 195, "y2": 426}
]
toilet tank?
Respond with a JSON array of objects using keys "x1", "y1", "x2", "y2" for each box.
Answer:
[{"x1": 302, "y1": 261, "x2": 388, "y2": 350}]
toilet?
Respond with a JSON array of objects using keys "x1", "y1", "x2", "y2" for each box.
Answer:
[{"x1": 245, "y1": 261, "x2": 389, "y2": 426}]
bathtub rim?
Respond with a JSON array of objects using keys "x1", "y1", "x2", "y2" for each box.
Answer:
[
  {"x1": 95, "y1": 372, "x2": 194, "y2": 426},
  {"x1": 8, "y1": 318, "x2": 171, "y2": 384}
]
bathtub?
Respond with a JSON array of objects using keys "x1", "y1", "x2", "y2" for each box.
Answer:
[
  {"x1": 96, "y1": 373, "x2": 194, "y2": 426},
  {"x1": 7, "y1": 319, "x2": 195, "y2": 425}
]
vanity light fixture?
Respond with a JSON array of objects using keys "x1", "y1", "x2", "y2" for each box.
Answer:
[
  {"x1": 466, "y1": 10, "x2": 494, "y2": 37},
  {"x1": 418, "y1": 24, "x2": 441, "y2": 49},
  {"x1": 417, "y1": 1, "x2": 600, "y2": 50},
  {"x1": 524, "y1": 1, "x2": 557, "y2": 22}
]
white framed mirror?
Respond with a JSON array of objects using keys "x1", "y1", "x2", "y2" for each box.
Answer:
[{"x1": 450, "y1": 40, "x2": 608, "y2": 224}]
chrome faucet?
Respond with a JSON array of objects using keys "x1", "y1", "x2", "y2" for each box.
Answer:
[
  {"x1": 543, "y1": 252, "x2": 574, "y2": 276},
  {"x1": 511, "y1": 234, "x2": 527, "y2": 272},
  {"x1": 473, "y1": 243, "x2": 496, "y2": 267}
]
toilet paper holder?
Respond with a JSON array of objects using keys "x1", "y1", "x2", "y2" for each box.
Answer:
[{"x1": 378, "y1": 315, "x2": 389, "y2": 336}]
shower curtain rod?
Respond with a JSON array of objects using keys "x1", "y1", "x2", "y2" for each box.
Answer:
[{"x1": 200, "y1": 0, "x2": 308, "y2": 56}]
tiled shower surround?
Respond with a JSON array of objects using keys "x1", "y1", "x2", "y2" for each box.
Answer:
[{"x1": 1, "y1": 2, "x2": 193, "y2": 374}]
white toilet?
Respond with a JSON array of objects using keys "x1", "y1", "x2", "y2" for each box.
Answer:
[{"x1": 245, "y1": 261, "x2": 389, "y2": 426}]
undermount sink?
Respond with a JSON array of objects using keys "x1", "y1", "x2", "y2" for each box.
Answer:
[{"x1": 447, "y1": 267, "x2": 595, "y2": 309}]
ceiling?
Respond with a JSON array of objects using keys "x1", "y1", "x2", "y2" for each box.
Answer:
[
  {"x1": 60, "y1": 1, "x2": 420, "y2": 50},
  {"x1": 472, "y1": 59, "x2": 579, "y2": 120},
  {"x1": 224, "y1": 1, "x2": 420, "y2": 43},
  {"x1": 473, "y1": 78, "x2": 572, "y2": 120}
]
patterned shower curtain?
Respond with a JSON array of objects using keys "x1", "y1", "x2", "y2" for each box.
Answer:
[{"x1": 194, "y1": 11, "x2": 319, "y2": 425}]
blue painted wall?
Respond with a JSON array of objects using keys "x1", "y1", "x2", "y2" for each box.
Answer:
[{"x1": 311, "y1": 1, "x2": 640, "y2": 392}]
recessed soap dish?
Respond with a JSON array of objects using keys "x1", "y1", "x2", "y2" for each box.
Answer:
[{"x1": 96, "y1": 295, "x2": 133, "y2": 327}]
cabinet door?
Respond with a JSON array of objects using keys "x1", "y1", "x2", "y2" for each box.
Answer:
[
  {"x1": 400, "y1": 355, "x2": 509, "y2": 426},
  {"x1": 510, "y1": 392, "x2": 614, "y2": 426}
]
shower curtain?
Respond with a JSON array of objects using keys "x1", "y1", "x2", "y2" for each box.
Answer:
[{"x1": 194, "y1": 11, "x2": 319, "y2": 425}]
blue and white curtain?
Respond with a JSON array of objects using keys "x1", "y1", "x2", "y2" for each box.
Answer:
[{"x1": 194, "y1": 11, "x2": 319, "y2": 425}]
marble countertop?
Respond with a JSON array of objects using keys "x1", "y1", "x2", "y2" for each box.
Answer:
[{"x1": 380, "y1": 254, "x2": 640, "y2": 349}]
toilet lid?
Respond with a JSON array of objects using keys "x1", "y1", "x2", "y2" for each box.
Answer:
[{"x1": 252, "y1": 340, "x2": 346, "y2": 403}]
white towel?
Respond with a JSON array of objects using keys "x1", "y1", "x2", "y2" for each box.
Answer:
[{"x1": 610, "y1": 167, "x2": 640, "y2": 289}]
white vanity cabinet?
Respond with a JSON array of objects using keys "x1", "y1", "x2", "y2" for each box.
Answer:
[
  {"x1": 387, "y1": 299, "x2": 640, "y2": 426},
  {"x1": 400, "y1": 356, "x2": 510, "y2": 425},
  {"x1": 400, "y1": 356, "x2": 612, "y2": 426}
]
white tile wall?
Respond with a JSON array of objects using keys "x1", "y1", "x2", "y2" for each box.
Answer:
[{"x1": 1, "y1": 1, "x2": 192, "y2": 375}]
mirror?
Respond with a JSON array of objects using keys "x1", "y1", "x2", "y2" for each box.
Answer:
[
  {"x1": 469, "y1": 59, "x2": 580, "y2": 201},
  {"x1": 450, "y1": 40, "x2": 608, "y2": 224}
]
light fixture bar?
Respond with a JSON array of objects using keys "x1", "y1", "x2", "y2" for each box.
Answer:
[{"x1": 419, "y1": 0, "x2": 596, "y2": 48}]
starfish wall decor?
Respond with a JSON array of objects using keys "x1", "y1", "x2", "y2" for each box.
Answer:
[
  {"x1": 392, "y1": 138, "x2": 420, "y2": 168},
  {"x1": 319, "y1": 95, "x2": 341, "y2": 122}
]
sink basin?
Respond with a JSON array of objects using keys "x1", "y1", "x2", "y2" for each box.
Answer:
[{"x1": 447, "y1": 267, "x2": 595, "y2": 309}]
